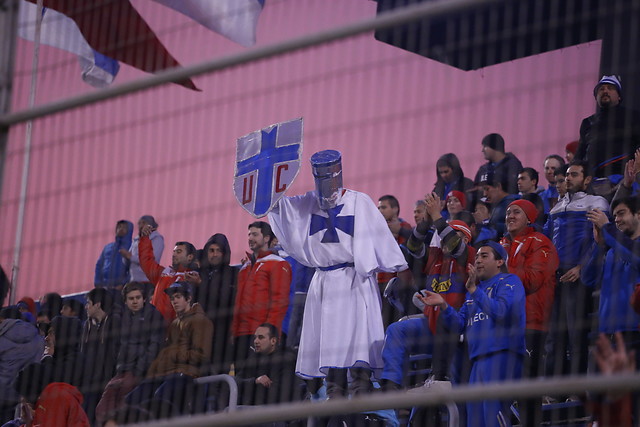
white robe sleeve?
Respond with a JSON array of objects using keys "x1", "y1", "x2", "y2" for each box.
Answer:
[{"x1": 352, "y1": 191, "x2": 408, "y2": 277}]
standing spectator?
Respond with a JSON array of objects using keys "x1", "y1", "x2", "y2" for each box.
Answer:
[
  {"x1": 39, "y1": 292, "x2": 63, "y2": 325},
  {"x1": 60, "y1": 299, "x2": 85, "y2": 320},
  {"x1": 196, "y1": 233, "x2": 238, "y2": 375},
  {"x1": 517, "y1": 167, "x2": 541, "y2": 195},
  {"x1": 125, "y1": 282, "x2": 213, "y2": 418},
  {"x1": 268, "y1": 150, "x2": 409, "y2": 399},
  {"x1": 232, "y1": 222, "x2": 291, "y2": 369},
  {"x1": 16, "y1": 316, "x2": 85, "y2": 404},
  {"x1": 377, "y1": 194, "x2": 413, "y2": 243},
  {"x1": 378, "y1": 194, "x2": 413, "y2": 326},
  {"x1": 584, "y1": 197, "x2": 640, "y2": 355},
  {"x1": 584, "y1": 197, "x2": 640, "y2": 420},
  {"x1": 539, "y1": 155, "x2": 566, "y2": 214},
  {"x1": 576, "y1": 75, "x2": 640, "y2": 180},
  {"x1": 480, "y1": 170, "x2": 520, "y2": 238},
  {"x1": 138, "y1": 224, "x2": 200, "y2": 323},
  {"x1": 121, "y1": 215, "x2": 164, "y2": 297},
  {"x1": 432, "y1": 153, "x2": 475, "y2": 212},
  {"x1": 0, "y1": 309, "x2": 44, "y2": 423},
  {"x1": 0, "y1": 266, "x2": 9, "y2": 308},
  {"x1": 500, "y1": 199, "x2": 559, "y2": 426},
  {"x1": 543, "y1": 161, "x2": 609, "y2": 383},
  {"x1": 234, "y1": 323, "x2": 301, "y2": 405},
  {"x1": 421, "y1": 241, "x2": 526, "y2": 426},
  {"x1": 474, "y1": 133, "x2": 523, "y2": 195},
  {"x1": 95, "y1": 220, "x2": 133, "y2": 290},
  {"x1": 95, "y1": 282, "x2": 164, "y2": 425},
  {"x1": 80, "y1": 288, "x2": 122, "y2": 423}
]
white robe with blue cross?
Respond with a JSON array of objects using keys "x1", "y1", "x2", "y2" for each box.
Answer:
[{"x1": 268, "y1": 189, "x2": 408, "y2": 379}]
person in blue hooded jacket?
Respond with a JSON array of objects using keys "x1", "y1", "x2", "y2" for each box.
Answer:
[
  {"x1": 94, "y1": 220, "x2": 133, "y2": 289},
  {"x1": 421, "y1": 241, "x2": 526, "y2": 427}
]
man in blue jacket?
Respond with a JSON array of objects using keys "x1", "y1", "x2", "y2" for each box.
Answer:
[
  {"x1": 422, "y1": 241, "x2": 526, "y2": 427},
  {"x1": 94, "y1": 220, "x2": 133, "y2": 290}
]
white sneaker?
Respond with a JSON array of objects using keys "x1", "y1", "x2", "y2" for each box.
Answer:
[{"x1": 408, "y1": 378, "x2": 452, "y2": 394}]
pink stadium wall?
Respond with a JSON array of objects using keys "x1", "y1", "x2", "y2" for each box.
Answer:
[{"x1": 1, "y1": 0, "x2": 601, "y2": 298}]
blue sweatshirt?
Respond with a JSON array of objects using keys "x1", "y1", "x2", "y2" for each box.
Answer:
[
  {"x1": 582, "y1": 223, "x2": 640, "y2": 333},
  {"x1": 442, "y1": 272, "x2": 526, "y2": 360}
]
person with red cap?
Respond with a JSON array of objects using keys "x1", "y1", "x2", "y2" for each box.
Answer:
[
  {"x1": 445, "y1": 190, "x2": 466, "y2": 220},
  {"x1": 501, "y1": 199, "x2": 559, "y2": 426}
]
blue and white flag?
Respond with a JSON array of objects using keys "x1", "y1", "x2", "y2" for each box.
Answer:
[
  {"x1": 152, "y1": 0, "x2": 265, "y2": 47},
  {"x1": 18, "y1": 0, "x2": 120, "y2": 88},
  {"x1": 234, "y1": 118, "x2": 303, "y2": 218}
]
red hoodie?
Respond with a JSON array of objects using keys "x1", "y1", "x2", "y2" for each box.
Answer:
[{"x1": 30, "y1": 382, "x2": 89, "y2": 427}]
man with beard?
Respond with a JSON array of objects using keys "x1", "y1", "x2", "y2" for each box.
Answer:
[
  {"x1": 196, "y1": 233, "x2": 238, "y2": 374},
  {"x1": 584, "y1": 196, "x2": 640, "y2": 421},
  {"x1": 139, "y1": 224, "x2": 200, "y2": 323}
]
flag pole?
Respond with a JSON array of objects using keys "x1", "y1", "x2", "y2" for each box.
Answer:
[{"x1": 10, "y1": 0, "x2": 43, "y2": 304}]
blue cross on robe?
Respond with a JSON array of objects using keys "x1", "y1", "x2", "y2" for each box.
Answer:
[
  {"x1": 236, "y1": 126, "x2": 300, "y2": 216},
  {"x1": 309, "y1": 204, "x2": 355, "y2": 243}
]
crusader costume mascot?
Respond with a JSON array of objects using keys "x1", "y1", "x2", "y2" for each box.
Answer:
[{"x1": 267, "y1": 149, "x2": 409, "y2": 398}]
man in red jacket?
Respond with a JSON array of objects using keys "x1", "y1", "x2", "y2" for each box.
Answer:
[
  {"x1": 138, "y1": 224, "x2": 200, "y2": 323},
  {"x1": 500, "y1": 199, "x2": 559, "y2": 426},
  {"x1": 232, "y1": 221, "x2": 291, "y2": 369}
]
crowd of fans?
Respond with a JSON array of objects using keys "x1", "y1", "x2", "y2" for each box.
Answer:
[{"x1": 1, "y1": 75, "x2": 640, "y2": 427}]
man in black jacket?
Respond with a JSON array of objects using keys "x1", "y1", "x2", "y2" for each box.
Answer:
[
  {"x1": 235, "y1": 323, "x2": 301, "y2": 406},
  {"x1": 94, "y1": 282, "x2": 164, "y2": 424},
  {"x1": 196, "y1": 233, "x2": 238, "y2": 375},
  {"x1": 577, "y1": 75, "x2": 640, "y2": 180}
]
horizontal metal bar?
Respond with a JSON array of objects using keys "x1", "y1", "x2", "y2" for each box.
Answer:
[
  {"x1": 0, "y1": 0, "x2": 501, "y2": 128},
  {"x1": 132, "y1": 373, "x2": 640, "y2": 427}
]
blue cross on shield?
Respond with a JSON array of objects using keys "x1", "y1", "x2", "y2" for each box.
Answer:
[{"x1": 234, "y1": 118, "x2": 303, "y2": 218}]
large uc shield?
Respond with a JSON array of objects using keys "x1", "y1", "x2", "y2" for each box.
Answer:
[{"x1": 234, "y1": 118, "x2": 303, "y2": 218}]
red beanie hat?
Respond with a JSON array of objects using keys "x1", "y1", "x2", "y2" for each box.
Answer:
[
  {"x1": 508, "y1": 199, "x2": 538, "y2": 223},
  {"x1": 449, "y1": 220, "x2": 472, "y2": 242},
  {"x1": 446, "y1": 190, "x2": 467, "y2": 209}
]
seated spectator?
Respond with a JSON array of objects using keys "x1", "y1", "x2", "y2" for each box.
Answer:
[
  {"x1": 16, "y1": 316, "x2": 85, "y2": 407},
  {"x1": 39, "y1": 292, "x2": 62, "y2": 323},
  {"x1": 95, "y1": 220, "x2": 134, "y2": 290},
  {"x1": 125, "y1": 282, "x2": 213, "y2": 418},
  {"x1": 95, "y1": 282, "x2": 164, "y2": 425},
  {"x1": 61, "y1": 299, "x2": 85, "y2": 320},
  {"x1": 444, "y1": 190, "x2": 466, "y2": 220},
  {"x1": 235, "y1": 323, "x2": 301, "y2": 406},
  {"x1": 12, "y1": 382, "x2": 90, "y2": 427},
  {"x1": 0, "y1": 308, "x2": 44, "y2": 423},
  {"x1": 17, "y1": 298, "x2": 37, "y2": 325}
]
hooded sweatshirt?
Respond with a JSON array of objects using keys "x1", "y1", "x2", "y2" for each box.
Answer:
[
  {"x1": 94, "y1": 220, "x2": 134, "y2": 288},
  {"x1": 0, "y1": 319, "x2": 44, "y2": 404}
]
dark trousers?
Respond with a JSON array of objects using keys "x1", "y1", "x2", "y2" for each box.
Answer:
[
  {"x1": 521, "y1": 329, "x2": 547, "y2": 427},
  {"x1": 125, "y1": 373, "x2": 202, "y2": 418},
  {"x1": 545, "y1": 277, "x2": 592, "y2": 378}
]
